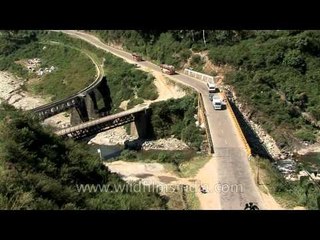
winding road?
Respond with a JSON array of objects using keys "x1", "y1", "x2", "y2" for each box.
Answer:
[{"x1": 58, "y1": 30, "x2": 265, "y2": 210}]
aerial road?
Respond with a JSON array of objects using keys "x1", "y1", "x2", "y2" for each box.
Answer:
[{"x1": 58, "y1": 30, "x2": 265, "y2": 210}]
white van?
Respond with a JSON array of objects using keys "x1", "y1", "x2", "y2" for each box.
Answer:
[
  {"x1": 207, "y1": 82, "x2": 216, "y2": 93},
  {"x1": 212, "y1": 98, "x2": 222, "y2": 110},
  {"x1": 212, "y1": 95, "x2": 225, "y2": 110}
]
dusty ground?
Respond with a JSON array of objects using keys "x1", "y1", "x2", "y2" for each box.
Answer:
[
  {"x1": 296, "y1": 142, "x2": 320, "y2": 155},
  {"x1": 0, "y1": 71, "x2": 48, "y2": 109},
  {"x1": 135, "y1": 70, "x2": 185, "y2": 107},
  {"x1": 105, "y1": 157, "x2": 221, "y2": 210},
  {"x1": 258, "y1": 184, "x2": 283, "y2": 210},
  {"x1": 88, "y1": 126, "x2": 136, "y2": 145},
  {"x1": 0, "y1": 71, "x2": 23, "y2": 102},
  {"x1": 142, "y1": 138, "x2": 189, "y2": 151},
  {"x1": 8, "y1": 91, "x2": 48, "y2": 110},
  {"x1": 105, "y1": 161, "x2": 194, "y2": 188},
  {"x1": 293, "y1": 206, "x2": 306, "y2": 210},
  {"x1": 194, "y1": 156, "x2": 221, "y2": 210},
  {"x1": 119, "y1": 100, "x2": 130, "y2": 111},
  {"x1": 43, "y1": 112, "x2": 71, "y2": 129},
  {"x1": 0, "y1": 71, "x2": 72, "y2": 129},
  {"x1": 150, "y1": 71, "x2": 185, "y2": 101},
  {"x1": 89, "y1": 125, "x2": 190, "y2": 151},
  {"x1": 105, "y1": 160, "x2": 202, "y2": 209}
]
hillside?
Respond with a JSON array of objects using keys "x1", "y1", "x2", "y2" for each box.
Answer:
[
  {"x1": 92, "y1": 30, "x2": 320, "y2": 150},
  {"x1": 0, "y1": 103, "x2": 166, "y2": 209}
]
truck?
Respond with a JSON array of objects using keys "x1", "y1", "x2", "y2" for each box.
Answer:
[
  {"x1": 160, "y1": 64, "x2": 175, "y2": 75},
  {"x1": 132, "y1": 53, "x2": 142, "y2": 61},
  {"x1": 212, "y1": 94, "x2": 224, "y2": 110}
]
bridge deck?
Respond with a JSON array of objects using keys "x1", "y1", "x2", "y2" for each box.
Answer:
[{"x1": 55, "y1": 105, "x2": 148, "y2": 136}]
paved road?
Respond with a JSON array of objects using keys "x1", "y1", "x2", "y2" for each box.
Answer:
[{"x1": 59, "y1": 30, "x2": 265, "y2": 210}]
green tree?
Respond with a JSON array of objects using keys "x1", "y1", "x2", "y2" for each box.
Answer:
[{"x1": 283, "y1": 49, "x2": 306, "y2": 73}]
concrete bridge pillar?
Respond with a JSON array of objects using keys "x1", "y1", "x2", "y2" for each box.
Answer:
[
  {"x1": 130, "y1": 121, "x2": 138, "y2": 138},
  {"x1": 85, "y1": 91, "x2": 99, "y2": 120},
  {"x1": 130, "y1": 109, "x2": 151, "y2": 139},
  {"x1": 97, "y1": 77, "x2": 112, "y2": 115},
  {"x1": 71, "y1": 97, "x2": 89, "y2": 125}
]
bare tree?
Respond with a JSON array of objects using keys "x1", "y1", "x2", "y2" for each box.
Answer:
[{"x1": 202, "y1": 30, "x2": 206, "y2": 46}]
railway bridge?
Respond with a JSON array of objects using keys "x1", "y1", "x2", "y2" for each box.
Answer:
[{"x1": 31, "y1": 76, "x2": 112, "y2": 125}]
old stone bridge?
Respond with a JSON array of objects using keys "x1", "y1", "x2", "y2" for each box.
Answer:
[{"x1": 32, "y1": 75, "x2": 112, "y2": 125}]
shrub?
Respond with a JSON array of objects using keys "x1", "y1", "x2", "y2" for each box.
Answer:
[
  {"x1": 120, "y1": 149, "x2": 137, "y2": 160},
  {"x1": 127, "y1": 98, "x2": 144, "y2": 110},
  {"x1": 150, "y1": 96, "x2": 204, "y2": 149},
  {"x1": 137, "y1": 83, "x2": 158, "y2": 100},
  {"x1": 157, "y1": 152, "x2": 171, "y2": 162},
  {"x1": 294, "y1": 129, "x2": 316, "y2": 142}
]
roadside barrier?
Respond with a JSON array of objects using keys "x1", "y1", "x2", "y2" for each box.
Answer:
[
  {"x1": 222, "y1": 92, "x2": 252, "y2": 159},
  {"x1": 184, "y1": 68, "x2": 215, "y2": 83},
  {"x1": 198, "y1": 92, "x2": 214, "y2": 154}
]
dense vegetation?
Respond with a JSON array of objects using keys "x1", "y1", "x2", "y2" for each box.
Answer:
[
  {"x1": 209, "y1": 31, "x2": 320, "y2": 148},
  {"x1": 149, "y1": 95, "x2": 204, "y2": 150},
  {"x1": 102, "y1": 54, "x2": 158, "y2": 112},
  {"x1": 118, "y1": 149, "x2": 209, "y2": 178},
  {"x1": 92, "y1": 30, "x2": 255, "y2": 68},
  {"x1": 93, "y1": 30, "x2": 193, "y2": 68},
  {"x1": 253, "y1": 156, "x2": 320, "y2": 209},
  {"x1": 93, "y1": 30, "x2": 320, "y2": 149},
  {"x1": 0, "y1": 103, "x2": 166, "y2": 209}
]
